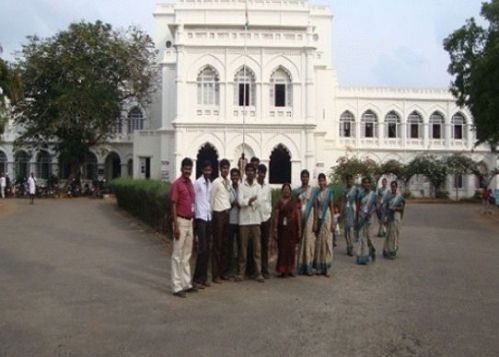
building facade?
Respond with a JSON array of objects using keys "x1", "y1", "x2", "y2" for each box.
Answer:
[{"x1": 0, "y1": 0, "x2": 497, "y2": 197}]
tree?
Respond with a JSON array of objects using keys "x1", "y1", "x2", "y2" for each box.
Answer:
[
  {"x1": 405, "y1": 155, "x2": 448, "y2": 197},
  {"x1": 13, "y1": 21, "x2": 157, "y2": 179},
  {"x1": 0, "y1": 58, "x2": 22, "y2": 135},
  {"x1": 445, "y1": 154, "x2": 475, "y2": 200},
  {"x1": 331, "y1": 156, "x2": 380, "y2": 183},
  {"x1": 444, "y1": 0, "x2": 499, "y2": 149}
]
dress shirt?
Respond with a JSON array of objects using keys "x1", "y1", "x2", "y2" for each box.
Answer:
[
  {"x1": 170, "y1": 176, "x2": 195, "y2": 218},
  {"x1": 258, "y1": 181, "x2": 272, "y2": 223},
  {"x1": 194, "y1": 175, "x2": 212, "y2": 221},
  {"x1": 210, "y1": 176, "x2": 231, "y2": 212},
  {"x1": 229, "y1": 185, "x2": 239, "y2": 225},
  {"x1": 238, "y1": 179, "x2": 261, "y2": 226}
]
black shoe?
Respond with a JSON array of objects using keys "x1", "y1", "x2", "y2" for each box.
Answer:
[
  {"x1": 370, "y1": 249, "x2": 376, "y2": 262},
  {"x1": 185, "y1": 287, "x2": 198, "y2": 293},
  {"x1": 173, "y1": 291, "x2": 187, "y2": 298}
]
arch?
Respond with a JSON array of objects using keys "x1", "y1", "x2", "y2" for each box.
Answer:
[
  {"x1": 358, "y1": 104, "x2": 381, "y2": 119},
  {"x1": 264, "y1": 133, "x2": 300, "y2": 161},
  {"x1": 234, "y1": 65, "x2": 257, "y2": 106},
  {"x1": 104, "y1": 152, "x2": 121, "y2": 181},
  {"x1": 407, "y1": 111, "x2": 423, "y2": 139},
  {"x1": 269, "y1": 144, "x2": 291, "y2": 184},
  {"x1": 187, "y1": 54, "x2": 226, "y2": 82},
  {"x1": 428, "y1": 106, "x2": 447, "y2": 122},
  {"x1": 229, "y1": 55, "x2": 261, "y2": 82},
  {"x1": 196, "y1": 143, "x2": 219, "y2": 179},
  {"x1": 127, "y1": 106, "x2": 144, "y2": 133},
  {"x1": 36, "y1": 150, "x2": 52, "y2": 180},
  {"x1": 270, "y1": 66, "x2": 293, "y2": 107},
  {"x1": 264, "y1": 54, "x2": 301, "y2": 82},
  {"x1": 385, "y1": 110, "x2": 401, "y2": 138},
  {"x1": 234, "y1": 143, "x2": 256, "y2": 165},
  {"x1": 14, "y1": 151, "x2": 30, "y2": 179},
  {"x1": 361, "y1": 110, "x2": 378, "y2": 138},
  {"x1": 196, "y1": 65, "x2": 220, "y2": 106},
  {"x1": 405, "y1": 105, "x2": 427, "y2": 122},
  {"x1": 0, "y1": 150, "x2": 7, "y2": 175},
  {"x1": 339, "y1": 110, "x2": 355, "y2": 138},
  {"x1": 187, "y1": 133, "x2": 225, "y2": 159},
  {"x1": 429, "y1": 111, "x2": 445, "y2": 139},
  {"x1": 227, "y1": 134, "x2": 261, "y2": 161},
  {"x1": 451, "y1": 112, "x2": 467, "y2": 140}
]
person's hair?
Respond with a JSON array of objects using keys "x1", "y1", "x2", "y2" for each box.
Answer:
[
  {"x1": 230, "y1": 168, "x2": 240, "y2": 176},
  {"x1": 250, "y1": 157, "x2": 259, "y2": 164},
  {"x1": 245, "y1": 163, "x2": 256, "y2": 172},
  {"x1": 281, "y1": 183, "x2": 292, "y2": 192},
  {"x1": 390, "y1": 180, "x2": 398, "y2": 187},
  {"x1": 201, "y1": 160, "x2": 212, "y2": 169},
  {"x1": 361, "y1": 176, "x2": 371, "y2": 184},
  {"x1": 345, "y1": 174, "x2": 353, "y2": 180},
  {"x1": 301, "y1": 169, "x2": 310, "y2": 177},
  {"x1": 181, "y1": 157, "x2": 193, "y2": 168},
  {"x1": 258, "y1": 164, "x2": 267, "y2": 174},
  {"x1": 318, "y1": 173, "x2": 326, "y2": 180},
  {"x1": 219, "y1": 159, "x2": 230, "y2": 168}
]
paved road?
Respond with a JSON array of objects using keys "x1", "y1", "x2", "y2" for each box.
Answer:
[{"x1": 1, "y1": 198, "x2": 498, "y2": 357}]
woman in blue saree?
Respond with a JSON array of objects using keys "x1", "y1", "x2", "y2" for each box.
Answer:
[
  {"x1": 355, "y1": 177, "x2": 377, "y2": 265},
  {"x1": 313, "y1": 173, "x2": 334, "y2": 276},
  {"x1": 343, "y1": 174, "x2": 358, "y2": 256},
  {"x1": 383, "y1": 181, "x2": 405, "y2": 259},
  {"x1": 295, "y1": 170, "x2": 318, "y2": 276}
]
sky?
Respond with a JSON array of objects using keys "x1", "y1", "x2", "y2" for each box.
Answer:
[{"x1": 0, "y1": 0, "x2": 484, "y2": 88}]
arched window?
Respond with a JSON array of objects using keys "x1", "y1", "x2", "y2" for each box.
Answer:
[
  {"x1": 430, "y1": 112, "x2": 445, "y2": 139},
  {"x1": 452, "y1": 113, "x2": 466, "y2": 140},
  {"x1": 385, "y1": 111, "x2": 401, "y2": 138},
  {"x1": 0, "y1": 151, "x2": 7, "y2": 175},
  {"x1": 110, "y1": 119, "x2": 123, "y2": 134},
  {"x1": 339, "y1": 111, "x2": 355, "y2": 138},
  {"x1": 37, "y1": 151, "x2": 52, "y2": 179},
  {"x1": 270, "y1": 67, "x2": 292, "y2": 107},
  {"x1": 361, "y1": 110, "x2": 378, "y2": 138},
  {"x1": 407, "y1": 111, "x2": 423, "y2": 139},
  {"x1": 234, "y1": 66, "x2": 256, "y2": 107},
  {"x1": 14, "y1": 151, "x2": 30, "y2": 179},
  {"x1": 127, "y1": 107, "x2": 144, "y2": 133},
  {"x1": 84, "y1": 152, "x2": 98, "y2": 180},
  {"x1": 197, "y1": 66, "x2": 220, "y2": 106}
]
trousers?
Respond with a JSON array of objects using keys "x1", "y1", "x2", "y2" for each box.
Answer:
[
  {"x1": 171, "y1": 217, "x2": 194, "y2": 293},
  {"x1": 193, "y1": 219, "x2": 212, "y2": 284},
  {"x1": 212, "y1": 210, "x2": 230, "y2": 279}
]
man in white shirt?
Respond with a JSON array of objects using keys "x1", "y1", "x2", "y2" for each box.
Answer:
[
  {"x1": 28, "y1": 173, "x2": 36, "y2": 204},
  {"x1": 0, "y1": 173, "x2": 6, "y2": 199},
  {"x1": 236, "y1": 163, "x2": 264, "y2": 283},
  {"x1": 193, "y1": 161, "x2": 213, "y2": 288},
  {"x1": 228, "y1": 168, "x2": 241, "y2": 277},
  {"x1": 257, "y1": 164, "x2": 272, "y2": 279},
  {"x1": 210, "y1": 159, "x2": 231, "y2": 282}
]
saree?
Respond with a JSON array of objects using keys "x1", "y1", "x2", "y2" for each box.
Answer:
[
  {"x1": 356, "y1": 190, "x2": 377, "y2": 265},
  {"x1": 296, "y1": 186, "x2": 318, "y2": 275},
  {"x1": 313, "y1": 188, "x2": 334, "y2": 274},
  {"x1": 376, "y1": 187, "x2": 389, "y2": 237},
  {"x1": 276, "y1": 198, "x2": 300, "y2": 273},
  {"x1": 383, "y1": 193, "x2": 405, "y2": 259},
  {"x1": 343, "y1": 186, "x2": 358, "y2": 253}
]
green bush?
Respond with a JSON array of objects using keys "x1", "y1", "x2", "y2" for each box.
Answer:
[
  {"x1": 112, "y1": 178, "x2": 171, "y2": 233},
  {"x1": 435, "y1": 190, "x2": 450, "y2": 199}
]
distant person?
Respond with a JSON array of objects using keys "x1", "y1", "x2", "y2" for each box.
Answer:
[
  {"x1": 236, "y1": 163, "x2": 264, "y2": 283},
  {"x1": 250, "y1": 157, "x2": 260, "y2": 170},
  {"x1": 295, "y1": 170, "x2": 318, "y2": 276},
  {"x1": 193, "y1": 161, "x2": 213, "y2": 287},
  {"x1": 274, "y1": 183, "x2": 301, "y2": 278},
  {"x1": 0, "y1": 173, "x2": 5, "y2": 199},
  {"x1": 313, "y1": 173, "x2": 334, "y2": 277},
  {"x1": 383, "y1": 181, "x2": 405, "y2": 259},
  {"x1": 227, "y1": 168, "x2": 241, "y2": 277},
  {"x1": 170, "y1": 157, "x2": 197, "y2": 298},
  {"x1": 210, "y1": 159, "x2": 231, "y2": 282},
  {"x1": 355, "y1": 177, "x2": 377, "y2": 265},
  {"x1": 343, "y1": 174, "x2": 358, "y2": 256},
  {"x1": 238, "y1": 154, "x2": 247, "y2": 181},
  {"x1": 257, "y1": 164, "x2": 272, "y2": 279},
  {"x1": 28, "y1": 173, "x2": 36, "y2": 204},
  {"x1": 376, "y1": 178, "x2": 389, "y2": 237},
  {"x1": 482, "y1": 188, "x2": 493, "y2": 215}
]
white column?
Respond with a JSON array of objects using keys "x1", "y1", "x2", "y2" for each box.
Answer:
[{"x1": 445, "y1": 123, "x2": 451, "y2": 148}]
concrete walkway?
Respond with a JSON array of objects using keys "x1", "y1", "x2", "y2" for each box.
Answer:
[{"x1": 1, "y1": 198, "x2": 498, "y2": 356}]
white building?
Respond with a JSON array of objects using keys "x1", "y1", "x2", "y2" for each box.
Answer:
[{"x1": 0, "y1": 0, "x2": 497, "y2": 197}]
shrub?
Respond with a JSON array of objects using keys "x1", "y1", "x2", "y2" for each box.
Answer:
[
  {"x1": 435, "y1": 190, "x2": 450, "y2": 199},
  {"x1": 112, "y1": 178, "x2": 171, "y2": 233}
]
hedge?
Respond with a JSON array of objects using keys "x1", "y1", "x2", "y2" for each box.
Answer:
[{"x1": 112, "y1": 178, "x2": 171, "y2": 233}]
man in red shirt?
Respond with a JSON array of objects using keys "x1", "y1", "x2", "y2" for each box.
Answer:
[{"x1": 170, "y1": 158, "x2": 197, "y2": 298}]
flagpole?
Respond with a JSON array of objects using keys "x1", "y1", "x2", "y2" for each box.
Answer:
[{"x1": 242, "y1": 0, "x2": 248, "y2": 159}]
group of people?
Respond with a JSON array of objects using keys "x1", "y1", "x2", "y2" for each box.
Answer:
[
  {"x1": 0, "y1": 172, "x2": 37, "y2": 203},
  {"x1": 168, "y1": 156, "x2": 406, "y2": 298}
]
